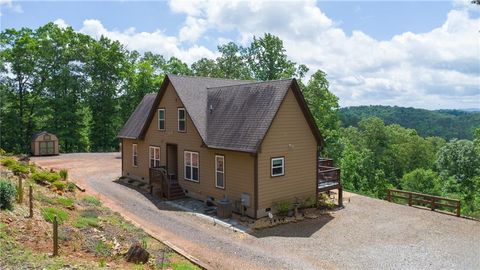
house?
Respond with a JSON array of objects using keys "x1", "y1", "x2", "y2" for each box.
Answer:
[
  {"x1": 118, "y1": 74, "x2": 342, "y2": 218},
  {"x1": 31, "y1": 131, "x2": 59, "y2": 156}
]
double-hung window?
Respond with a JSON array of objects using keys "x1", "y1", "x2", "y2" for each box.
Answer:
[
  {"x1": 149, "y1": 146, "x2": 160, "y2": 168},
  {"x1": 215, "y1": 155, "x2": 225, "y2": 189},
  {"x1": 158, "y1": 109, "x2": 165, "y2": 130},
  {"x1": 184, "y1": 151, "x2": 199, "y2": 182},
  {"x1": 178, "y1": 108, "x2": 186, "y2": 132},
  {"x1": 271, "y1": 157, "x2": 285, "y2": 177},
  {"x1": 132, "y1": 144, "x2": 138, "y2": 167}
]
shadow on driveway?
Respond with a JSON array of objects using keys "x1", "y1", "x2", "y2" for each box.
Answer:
[{"x1": 250, "y1": 214, "x2": 334, "y2": 238}]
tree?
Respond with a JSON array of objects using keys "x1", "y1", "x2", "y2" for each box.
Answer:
[
  {"x1": 244, "y1": 33, "x2": 297, "y2": 80},
  {"x1": 191, "y1": 58, "x2": 220, "y2": 78},
  {"x1": 400, "y1": 169, "x2": 442, "y2": 195}
]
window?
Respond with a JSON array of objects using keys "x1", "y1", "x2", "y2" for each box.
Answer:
[
  {"x1": 149, "y1": 146, "x2": 160, "y2": 168},
  {"x1": 271, "y1": 157, "x2": 285, "y2": 177},
  {"x1": 132, "y1": 144, "x2": 138, "y2": 167},
  {"x1": 215, "y1": 155, "x2": 225, "y2": 189},
  {"x1": 158, "y1": 109, "x2": 165, "y2": 130},
  {"x1": 178, "y1": 108, "x2": 186, "y2": 132},
  {"x1": 184, "y1": 151, "x2": 199, "y2": 182}
]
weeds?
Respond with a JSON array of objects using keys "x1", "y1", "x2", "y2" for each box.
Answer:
[
  {"x1": 275, "y1": 200, "x2": 292, "y2": 216},
  {"x1": 82, "y1": 195, "x2": 101, "y2": 206},
  {"x1": 57, "y1": 197, "x2": 74, "y2": 208},
  {"x1": 41, "y1": 207, "x2": 69, "y2": 224}
]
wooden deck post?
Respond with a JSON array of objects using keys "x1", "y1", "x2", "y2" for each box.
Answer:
[
  {"x1": 338, "y1": 187, "x2": 343, "y2": 207},
  {"x1": 456, "y1": 201, "x2": 461, "y2": 217}
]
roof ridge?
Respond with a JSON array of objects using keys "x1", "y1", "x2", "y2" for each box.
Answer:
[
  {"x1": 206, "y1": 78, "x2": 293, "y2": 90},
  {"x1": 167, "y1": 73, "x2": 254, "y2": 83}
]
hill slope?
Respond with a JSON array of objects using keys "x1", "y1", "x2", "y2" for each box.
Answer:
[{"x1": 339, "y1": 105, "x2": 480, "y2": 140}]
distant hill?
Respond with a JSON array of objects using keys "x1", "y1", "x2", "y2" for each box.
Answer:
[{"x1": 339, "y1": 105, "x2": 480, "y2": 140}]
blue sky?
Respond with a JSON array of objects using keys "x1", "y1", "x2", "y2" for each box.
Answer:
[{"x1": 1, "y1": 0, "x2": 479, "y2": 109}]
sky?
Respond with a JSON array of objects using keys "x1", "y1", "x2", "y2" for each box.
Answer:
[{"x1": 1, "y1": 0, "x2": 479, "y2": 110}]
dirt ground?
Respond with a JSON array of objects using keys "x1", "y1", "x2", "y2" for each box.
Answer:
[{"x1": 32, "y1": 153, "x2": 480, "y2": 270}]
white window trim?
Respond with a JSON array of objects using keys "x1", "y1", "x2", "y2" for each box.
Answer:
[
  {"x1": 132, "y1": 144, "x2": 138, "y2": 167},
  {"x1": 158, "y1": 108, "x2": 165, "y2": 131},
  {"x1": 215, "y1": 155, "x2": 225, "y2": 189},
  {"x1": 184, "y1": 151, "x2": 199, "y2": 182},
  {"x1": 149, "y1": 146, "x2": 160, "y2": 168},
  {"x1": 178, "y1": 108, "x2": 186, "y2": 132},
  {"x1": 271, "y1": 157, "x2": 285, "y2": 177}
]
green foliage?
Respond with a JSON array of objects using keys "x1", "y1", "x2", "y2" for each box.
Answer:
[
  {"x1": 8, "y1": 163, "x2": 29, "y2": 175},
  {"x1": 400, "y1": 169, "x2": 442, "y2": 195},
  {"x1": 52, "y1": 181, "x2": 66, "y2": 190},
  {"x1": 339, "y1": 105, "x2": 479, "y2": 140},
  {"x1": 302, "y1": 196, "x2": 316, "y2": 208},
  {"x1": 41, "y1": 207, "x2": 69, "y2": 224},
  {"x1": 56, "y1": 197, "x2": 74, "y2": 208},
  {"x1": 66, "y1": 182, "x2": 76, "y2": 192},
  {"x1": 0, "y1": 157, "x2": 16, "y2": 167},
  {"x1": 74, "y1": 210, "x2": 100, "y2": 229},
  {"x1": 59, "y1": 169, "x2": 68, "y2": 181},
  {"x1": 0, "y1": 179, "x2": 16, "y2": 210},
  {"x1": 81, "y1": 195, "x2": 101, "y2": 206},
  {"x1": 31, "y1": 171, "x2": 61, "y2": 183},
  {"x1": 275, "y1": 200, "x2": 292, "y2": 216},
  {"x1": 318, "y1": 193, "x2": 335, "y2": 209}
]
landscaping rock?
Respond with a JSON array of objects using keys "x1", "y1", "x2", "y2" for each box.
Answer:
[{"x1": 124, "y1": 242, "x2": 149, "y2": 264}]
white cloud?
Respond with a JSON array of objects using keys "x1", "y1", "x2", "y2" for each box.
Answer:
[
  {"x1": 169, "y1": 0, "x2": 480, "y2": 109},
  {"x1": 78, "y1": 19, "x2": 217, "y2": 64},
  {"x1": 53, "y1": 19, "x2": 69, "y2": 29},
  {"x1": 0, "y1": 0, "x2": 22, "y2": 15}
]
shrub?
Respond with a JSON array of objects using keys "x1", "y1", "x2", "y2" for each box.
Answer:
[
  {"x1": 59, "y1": 169, "x2": 68, "y2": 181},
  {"x1": 31, "y1": 171, "x2": 61, "y2": 183},
  {"x1": 29, "y1": 164, "x2": 37, "y2": 174},
  {"x1": 41, "y1": 207, "x2": 69, "y2": 224},
  {"x1": 9, "y1": 163, "x2": 29, "y2": 175},
  {"x1": 0, "y1": 148, "x2": 6, "y2": 156},
  {"x1": 318, "y1": 193, "x2": 335, "y2": 209},
  {"x1": 0, "y1": 179, "x2": 16, "y2": 210},
  {"x1": 0, "y1": 157, "x2": 16, "y2": 167},
  {"x1": 302, "y1": 196, "x2": 316, "y2": 208},
  {"x1": 275, "y1": 200, "x2": 292, "y2": 216},
  {"x1": 52, "y1": 181, "x2": 66, "y2": 190},
  {"x1": 82, "y1": 195, "x2": 101, "y2": 206},
  {"x1": 66, "y1": 182, "x2": 76, "y2": 192},
  {"x1": 74, "y1": 210, "x2": 100, "y2": 229},
  {"x1": 57, "y1": 197, "x2": 74, "y2": 208}
]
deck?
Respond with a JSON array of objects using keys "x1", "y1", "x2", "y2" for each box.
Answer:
[{"x1": 318, "y1": 158, "x2": 343, "y2": 206}]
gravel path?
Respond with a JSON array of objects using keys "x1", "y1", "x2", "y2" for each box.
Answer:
[{"x1": 32, "y1": 153, "x2": 480, "y2": 270}]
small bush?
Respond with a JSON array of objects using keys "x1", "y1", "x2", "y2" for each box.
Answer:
[
  {"x1": 82, "y1": 195, "x2": 101, "y2": 206},
  {"x1": 31, "y1": 171, "x2": 61, "y2": 183},
  {"x1": 9, "y1": 163, "x2": 30, "y2": 175},
  {"x1": 66, "y1": 182, "x2": 76, "y2": 192},
  {"x1": 74, "y1": 216, "x2": 99, "y2": 229},
  {"x1": 59, "y1": 169, "x2": 68, "y2": 181},
  {"x1": 52, "y1": 181, "x2": 66, "y2": 190},
  {"x1": 41, "y1": 207, "x2": 69, "y2": 224},
  {"x1": 302, "y1": 196, "x2": 316, "y2": 208},
  {"x1": 275, "y1": 200, "x2": 292, "y2": 216},
  {"x1": 318, "y1": 193, "x2": 335, "y2": 209},
  {"x1": 57, "y1": 197, "x2": 74, "y2": 208},
  {"x1": 0, "y1": 157, "x2": 16, "y2": 167},
  {"x1": 0, "y1": 148, "x2": 6, "y2": 156},
  {"x1": 0, "y1": 179, "x2": 16, "y2": 210},
  {"x1": 29, "y1": 164, "x2": 37, "y2": 174}
]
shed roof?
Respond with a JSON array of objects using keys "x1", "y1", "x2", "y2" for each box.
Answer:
[
  {"x1": 31, "y1": 131, "x2": 57, "y2": 141},
  {"x1": 117, "y1": 74, "x2": 323, "y2": 152}
]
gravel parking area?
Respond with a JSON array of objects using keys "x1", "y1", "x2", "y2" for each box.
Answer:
[{"x1": 32, "y1": 153, "x2": 480, "y2": 270}]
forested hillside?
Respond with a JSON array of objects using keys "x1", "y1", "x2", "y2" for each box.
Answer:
[
  {"x1": 1, "y1": 23, "x2": 479, "y2": 218},
  {"x1": 339, "y1": 106, "x2": 480, "y2": 140}
]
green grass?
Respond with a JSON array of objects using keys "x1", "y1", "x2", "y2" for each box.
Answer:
[
  {"x1": 168, "y1": 260, "x2": 200, "y2": 270},
  {"x1": 56, "y1": 197, "x2": 74, "y2": 208},
  {"x1": 101, "y1": 213, "x2": 140, "y2": 233},
  {"x1": 35, "y1": 193, "x2": 56, "y2": 205},
  {"x1": 52, "y1": 181, "x2": 66, "y2": 190},
  {"x1": 41, "y1": 207, "x2": 69, "y2": 224},
  {"x1": 74, "y1": 209, "x2": 100, "y2": 229},
  {"x1": 81, "y1": 195, "x2": 101, "y2": 206}
]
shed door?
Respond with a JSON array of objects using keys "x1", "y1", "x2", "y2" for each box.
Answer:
[{"x1": 39, "y1": 141, "x2": 54, "y2": 155}]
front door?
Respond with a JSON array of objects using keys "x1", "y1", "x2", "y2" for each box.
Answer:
[
  {"x1": 39, "y1": 141, "x2": 54, "y2": 155},
  {"x1": 166, "y1": 144, "x2": 178, "y2": 179}
]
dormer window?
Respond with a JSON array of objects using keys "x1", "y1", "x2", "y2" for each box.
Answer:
[{"x1": 178, "y1": 108, "x2": 186, "y2": 132}]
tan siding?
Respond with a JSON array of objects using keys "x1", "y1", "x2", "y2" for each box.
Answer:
[
  {"x1": 122, "y1": 84, "x2": 256, "y2": 217},
  {"x1": 32, "y1": 133, "x2": 60, "y2": 155},
  {"x1": 257, "y1": 88, "x2": 317, "y2": 217}
]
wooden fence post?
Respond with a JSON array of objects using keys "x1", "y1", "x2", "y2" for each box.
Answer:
[
  {"x1": 29, "y1": 185, "x2": 33, "y2": 218},
  {"x1": 456, "y1": 201, "x2": 461, "y2": 217},
  {"x1": 53, "y1": 215, "x2": 58, "y2": 257},
  {"x1": 430, "y1": 197, "x2": 435, "y2": 211},
  {"x1": 408, "y1": 193, "x2": 412, "y2": 206},
  {"x1": 387, "y1": 189, "x2": 391, "y2": 202},
  {"x1": 18, "y1": 177, "x2": 23, "y2": 203}
]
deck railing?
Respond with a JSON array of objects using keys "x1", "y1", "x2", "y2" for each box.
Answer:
[
  {"x1": 387, "y1": 189, "x2": 461, "y2": 217},
  {"x1": 149, "y1": 167, "x2": 178, "y2": 198}
]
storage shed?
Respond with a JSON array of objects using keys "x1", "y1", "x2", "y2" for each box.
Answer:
[{"x1": 31, "y1": 131, "x2": 59, "y2": 156}]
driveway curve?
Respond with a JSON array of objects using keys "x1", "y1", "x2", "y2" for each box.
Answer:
[{"x1": 32, "y1": 153, "x2": 480, "y2": 270}]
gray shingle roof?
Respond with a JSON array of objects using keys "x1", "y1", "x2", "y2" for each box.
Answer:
[
  {"x1": 117, "y1": 75, "x2": 322, "y2": 152},
  {"x1": 117, "y1": 93, "x2": 156, "y2": 139}
]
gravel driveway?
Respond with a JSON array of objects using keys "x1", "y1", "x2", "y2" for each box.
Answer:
[{"x1": 32, "y1": 153, "x2": 480, "y2": 270}]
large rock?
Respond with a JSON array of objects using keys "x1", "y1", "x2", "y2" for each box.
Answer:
[{"x1": 124, "y1": 242, "x2": 150, "y2": 264}]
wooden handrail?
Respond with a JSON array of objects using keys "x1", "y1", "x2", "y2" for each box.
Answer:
[{"x1": 387, "y1": 189, "x2": 461, "y2": 217}]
